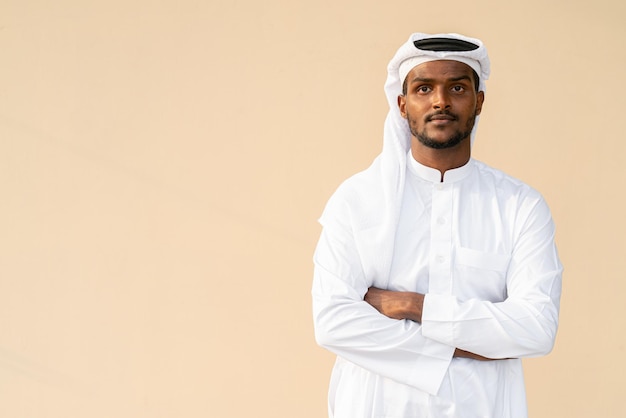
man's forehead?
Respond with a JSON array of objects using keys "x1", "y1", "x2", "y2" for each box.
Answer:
[{"x1": 406, "y1": 60, "x2": 475, "y2": 80}]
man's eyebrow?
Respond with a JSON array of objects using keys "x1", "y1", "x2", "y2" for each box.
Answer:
[
  {"x1": 408, "y1": 77, "x2": 434, "y2": 84},
  {"x1": 449, "y1": 75, "x2": 473, "y2": 83}
]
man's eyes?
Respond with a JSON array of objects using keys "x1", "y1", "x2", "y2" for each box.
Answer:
[{"x1": 414, "y1": 85, "x2": 467, "y2": 94}]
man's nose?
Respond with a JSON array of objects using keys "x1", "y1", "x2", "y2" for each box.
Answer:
[{"x1": 432, "y1": 88, "x2": 451, "y2": 110}]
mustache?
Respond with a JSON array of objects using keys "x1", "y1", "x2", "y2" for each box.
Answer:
[{"x1": 425, "y1": 110, "x2": 458, "y2": 122}]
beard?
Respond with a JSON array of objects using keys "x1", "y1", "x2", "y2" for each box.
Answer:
[{"x1": 408, "y1": 110, "x2": 477, "y2": 150}]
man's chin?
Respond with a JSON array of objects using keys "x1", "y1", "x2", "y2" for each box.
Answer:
[{"x1": 416, "y1": 134, "x2": 467, "y2": 150}]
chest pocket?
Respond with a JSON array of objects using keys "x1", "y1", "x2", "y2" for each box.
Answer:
[{"x1": 454, "y1": 247, "x2": 511, "y2": 302}]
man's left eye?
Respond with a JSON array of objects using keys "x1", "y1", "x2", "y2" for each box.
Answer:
[{"x1": 452, "y1": 86, "x2": 464, "y2": 92}]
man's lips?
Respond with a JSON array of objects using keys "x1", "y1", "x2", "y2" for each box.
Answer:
[{"x1": 427, "y1": 113, "x2": 456, "y2": 122}]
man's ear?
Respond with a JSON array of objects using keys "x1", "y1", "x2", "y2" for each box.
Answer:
[
  {"x1": 397, "y1": 95, "x2": 407, "y2": 119},
  {"x1": 475, "y1": 91, "x2": 485, "y2": 116}
]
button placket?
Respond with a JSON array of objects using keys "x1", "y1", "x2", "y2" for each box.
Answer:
[{"x1": 428, "y1": 183, "x2": 454, "y2": 295}]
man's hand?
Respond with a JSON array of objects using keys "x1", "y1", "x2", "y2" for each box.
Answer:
[
  {"x1": 364, "y1": 287, "x2": 424, "y2": 323},
  {"x1": 454, "y1": 348, "x2": 499, "y2": 361}
]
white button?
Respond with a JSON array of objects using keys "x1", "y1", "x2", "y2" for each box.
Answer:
[
  {"x1": 436, "y1": 255, "x2": 445, "y2": 263},
  {"x1": 437, "y1": 217, "x2": 446, "y2": 225},
  {"x1": 436, "y1": 184, "x2": 444, "y2": 190}
]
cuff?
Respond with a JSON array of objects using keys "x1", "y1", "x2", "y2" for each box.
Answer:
[
  {"x1": 408, "y1": 335, "x2": 455, "y2": 395},
  {"x1": 421, "y1": 293, "x2": 456, "y2": 346}
]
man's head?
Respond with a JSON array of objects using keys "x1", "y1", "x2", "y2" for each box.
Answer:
[{"x1": 388, "y1": 33, "x2": 490, "y2": 151}]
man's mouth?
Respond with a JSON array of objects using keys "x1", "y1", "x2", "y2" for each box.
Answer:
[{"x1": 427, "y1": 113, "x2": 456, "y2": 122}]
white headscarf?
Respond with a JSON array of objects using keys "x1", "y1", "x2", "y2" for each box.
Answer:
[{"x1": 384, "y1": 32, "x2": 490, "y2": 153}]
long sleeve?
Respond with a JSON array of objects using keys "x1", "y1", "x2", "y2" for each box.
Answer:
[
  {"x1": 312, "y1": 220, "x2": 455, "y2": 396},
  {"x1": 421, "y1": 196, "x2": 563, "y2": 359}
]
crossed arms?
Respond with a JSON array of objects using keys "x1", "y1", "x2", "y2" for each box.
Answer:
[
  {"x1": 312, "y1": 199, "x2": 561, "y2": 394},
  {"x1": 364, "y1": 287, "x2": 495, "y2": 361}
]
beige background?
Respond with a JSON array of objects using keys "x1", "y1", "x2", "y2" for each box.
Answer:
[{"x1": 0, "y1": 0, "x2": 624, "y2": 417}]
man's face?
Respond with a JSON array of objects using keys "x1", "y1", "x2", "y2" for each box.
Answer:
[{"x1": 398, "y1": 60, "x2": 484, "y2": 149}]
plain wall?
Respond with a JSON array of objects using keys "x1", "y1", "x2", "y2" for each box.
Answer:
[{"x1": 1, "y1": 0, "x2": 624, "y2": 416}]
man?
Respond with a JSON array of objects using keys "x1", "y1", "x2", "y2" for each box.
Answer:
[{"x1": 312, "y1": 32, "x2": 562, "y2": 418}]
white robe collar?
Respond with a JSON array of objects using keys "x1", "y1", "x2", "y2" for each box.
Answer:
[{"x1": 407, "y1": 151, "x2": 475, "y2": 183}]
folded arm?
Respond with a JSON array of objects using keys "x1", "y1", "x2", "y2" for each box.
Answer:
[
  {"x1": 364, "y1": 287, "x2": 497, "y2": 361},
  {"x1": 312, "y1": 226, "x2": 454, "y2": 395}
]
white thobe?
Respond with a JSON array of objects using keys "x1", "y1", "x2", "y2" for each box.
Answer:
[{"x1": 312, "y1": 153, "x2": 562, "y2": 418}]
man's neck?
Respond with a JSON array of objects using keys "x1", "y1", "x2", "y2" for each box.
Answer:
[{"x1": 410, "y1": 138, "x2": 471, "y2": 182}]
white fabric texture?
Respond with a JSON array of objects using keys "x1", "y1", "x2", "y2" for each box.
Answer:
[{"x1": 312, "y1": 33, "x2": 562, "y2": 418}]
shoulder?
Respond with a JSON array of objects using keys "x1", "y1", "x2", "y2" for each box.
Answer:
[
  {"x1": 473, "y1": 159, "x2": 544, "y2": 202},
  {"x1": 319, "y1": 157, "x2": 386, "y2": 229},
  {"x1": 472, "y1": 159, "x2": 553, "y2": 226}
]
